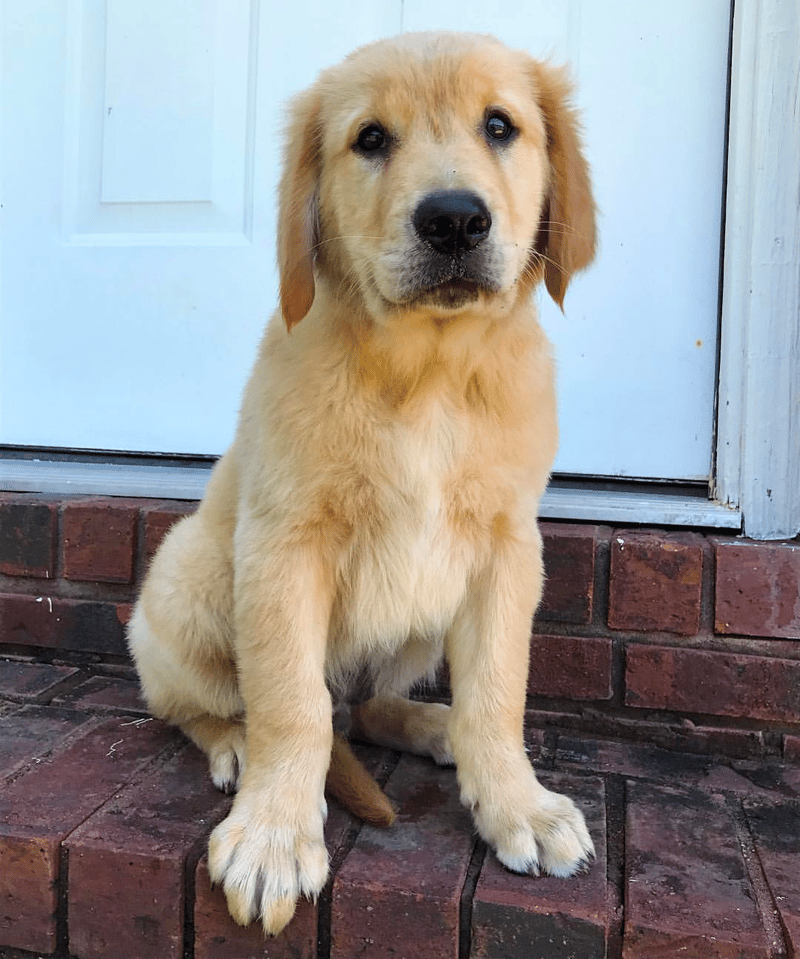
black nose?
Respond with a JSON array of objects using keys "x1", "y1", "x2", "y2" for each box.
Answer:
[{"x1": 413, "y1": 190, "x2": 492, "y2": 256}]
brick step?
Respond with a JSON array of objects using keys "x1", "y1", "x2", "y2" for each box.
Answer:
[
  {"x1": 1, "y1": 675, "x2": 798, "y2": 959},
  {"x1": 3, "y1": 495, "x2": 800, "y2": 756}
]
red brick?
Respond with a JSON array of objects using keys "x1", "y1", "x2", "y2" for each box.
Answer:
[
  {"x1": 67, "y1": 743, "x2": 230, "y2": 959},
  {"x1": 608, "y1": 530, "x2": 704, "y2": 635},
  {"x1": 785, "y1": 735, "x2": 800, "y2": 763},
  {"x1": 745, "y1": 800, "x2": 800, "y2": 955},
  {"x1": 656, "y1": 722, "x2": 766, "y2": 760},
  {"x1": 55, "y1": 675, "x2": 147, "y2": 714},
  {"x1": 62, "y1": 499, "x2": 138, "y2": 583},
  {"x1": 0, "y1": 704, "x2": 91, "y2": 778},
  {"x1": 556, "y1": 734, "x2": 717, "y2": 789},
  {"x1": 195, "y1": 860, "x2": 319, "y2": 959},
  {"x1": 0, "y1": 659, "x2": 77, "y2": 700},
  {"x1": 0, "y1": 715, "x2": 176, "y2": 953},
  {"x1": 715, "y1": 539, "x2": 800, "y2": 639},
  {"x1": 471, "y1": 774, "x2": 607, "y2": 959},
  {"x1": 624, "y1": 782, "x2": 768, "y2": 958},
  {"x1": 1, "y1": 592, "x2": 128, "y2": 655},
  {"x1": 0, "y1": 497, "x2": 56, "y2": 577},
  {"x1": 143, "y1": 503, "x2": 195, "y2": 567},
  {"x1": 528, "y1": 635, "x2": 613, "y2": 701},
  {"x1": 331, "y1": 754, "x2": 475, "y2": 959},
  {"x1": 625, "y1": 644, "x2": 800, "y2": 723},
  {"x1": 557, "y1": 733, "x2": 800, "y2": 802},
  {"x1": 552, "y1": 707, "x2": 765, "y2": 759},
  {"x1": 538, "y1": 524, "x2": 599, "y2": 625}
]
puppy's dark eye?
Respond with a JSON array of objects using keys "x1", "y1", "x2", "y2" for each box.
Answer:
[
  {"x1": 355, "y1": 123, "x2": 388, "y2": 154},
  {"x1": 484, "y1": 111, "x2": 515, "y2": 143}
]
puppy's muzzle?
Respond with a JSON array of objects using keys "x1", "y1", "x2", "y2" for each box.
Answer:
[
  {"x1": 407, "y1": 190, "x2": 500, "y2": 307},
  {"x1": 413, "y1": 190, "x2": 492, "y2": 256}
]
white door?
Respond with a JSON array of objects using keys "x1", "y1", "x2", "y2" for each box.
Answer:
[{"x1": 1, "y1": 0, "x2": 730, "y2": 482}]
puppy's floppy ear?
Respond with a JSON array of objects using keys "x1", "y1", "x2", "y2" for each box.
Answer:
[
  {"x1": 530, "y1": 62, "x2": 597, "y2": 309},
  {"x1": 278, "y1": 88, "x2": 323, "y2": 331}
]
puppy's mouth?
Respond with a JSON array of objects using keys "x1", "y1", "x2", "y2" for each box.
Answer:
[
  {"x1": 395, "y1": 259, "x2": 502, "y2": 310},
  {"x1": 415, "y1": 278, "x2": 484, "y2": 308}
]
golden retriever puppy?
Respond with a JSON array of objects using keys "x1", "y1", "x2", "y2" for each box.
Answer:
[{"x1": 128, "y1": 30, "x2": 597, "y2": 935}]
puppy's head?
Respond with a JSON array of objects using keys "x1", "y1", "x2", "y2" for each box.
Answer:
[{"x1": 278, "y1": 32, "x2": 596, "y2": 330}]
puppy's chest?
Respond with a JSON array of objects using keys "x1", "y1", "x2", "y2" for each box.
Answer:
[{"x1": 334, "y1": 417, "x2": 485, "y2": 646}]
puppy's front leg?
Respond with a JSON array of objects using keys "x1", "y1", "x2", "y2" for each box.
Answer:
[
  {"x1": 208, "y1": 527, "x2": 334, "y2": 935},
  {"x1": 446, "y1": 530, "x2": 594, "y2": 877}
]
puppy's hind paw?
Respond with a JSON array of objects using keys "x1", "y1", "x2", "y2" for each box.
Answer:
[
  {"x1": 180, "y1": 715, "x2": 247, "y2": 795},
  {"x1": 207, "y1": 721, "x2": 247, "y2": 794}
]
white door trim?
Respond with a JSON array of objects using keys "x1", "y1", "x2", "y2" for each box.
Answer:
[
  {"x1": 715, "y1": 0, "x2": 800, "y2": 539},
  {"x1": 0, "y1": 457, "x2": 743, "y2": 528}
]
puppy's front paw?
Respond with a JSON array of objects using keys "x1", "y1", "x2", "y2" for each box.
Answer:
[
  {"x1": 492, "y1": 787, "x2": 594, "y2": 877},
  {"x1": 208, "y1": 793, "x2": 328, "y2": 935},
  {"x1": 469, "y1": 768, "x2": 594, "y2": 878}
]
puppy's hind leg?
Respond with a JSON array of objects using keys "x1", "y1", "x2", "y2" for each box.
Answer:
[
  {"x1": 350, "y1": 696, "x2": 453, "y2": 766},
  {"x1": 349, "y1": 636, "x2": 454, "y2": 766},
  {"x1": 180, "y1": 715, "x2": 246, "y2": 794},
  {"x1": 128, "y1": 512, "x2": 245, "y2": 792},
  {"x1": 129, "y1": 594, "x2": 246, "y2": 793}
]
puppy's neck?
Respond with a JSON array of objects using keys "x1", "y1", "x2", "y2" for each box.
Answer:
[{"x1": 310, "y1": 282, "x2": 541, "y2": 415}]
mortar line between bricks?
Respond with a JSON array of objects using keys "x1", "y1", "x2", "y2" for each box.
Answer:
[
  {"x1": 729, "y1": 795, "x2": 789, "y2": 959},
  {"x1": 374, "y1": 747, "x2": 402, "y2": 788},
  {"x1": 183, "y1": 832, "x2": 213, "y2": 959},
  {"x1": 698, "y1": 534, "x2": 715, "y2": 633},
  {"x1": 538, "y1": 728, "x2": 558, "y2": 769},
  {"x1": 34, "y1": 668, "x2": 93, "y2": 705},
  {"x1": 134, "y1": 506, "x2": 147, "y2": 586},
  {"x1": 57, "y1": 842, "x2": 70, "y2": 957},
  {"x1": 609, "y1": 636, "x2": 626, "y2": 709},
  {"x1": 317, "y1": 817, "x2": 366, "y2": 959},
  {"x1": 458, "y1": 837, "x2": 486, "y2": 959},
  {"x1": 604, "y1": 775, "x2": 626, "y2": 959},
  {"x1": 591, "y1": 527, "x2": 612, "y2": 631},
  {"x1": 315, "y1": 750, "x2": 403, "y2": 958},
  {"x1": 55, "y1": 502, "x2": 66, "y2": 580}
]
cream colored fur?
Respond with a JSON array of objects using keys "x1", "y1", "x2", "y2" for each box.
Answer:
[{"x1": 129, "y1": 30, "x2": 597, "y2": 935}]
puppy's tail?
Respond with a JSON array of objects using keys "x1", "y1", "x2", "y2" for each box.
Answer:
[{"x1": 326, "y1": 732, "x2": 396, "y2": 827}]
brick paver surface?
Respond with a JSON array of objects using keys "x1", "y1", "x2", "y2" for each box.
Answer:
[
  {"x1": 1, "y1": 665, "x2": 799, "y2": 958},
  {"x1": 0, "y1": 712, "x2": 175, "y2": 953},
  {"x1": 471, "y1": 774, "x2": 608, "y2": 959},
  {"x1": 331, "y1": 754, "x2": 475, "y2": 959},
  {"x1": 66, "y1": 742, "x2": 231, "y2": 959},
  {"x1": 624, "y1": 782, "x2": 769, "y2": 958}
]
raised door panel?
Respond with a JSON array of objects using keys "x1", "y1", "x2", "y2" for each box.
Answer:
[{"x1": 0, "y1": 0, "x2": 400, "y2": 453}]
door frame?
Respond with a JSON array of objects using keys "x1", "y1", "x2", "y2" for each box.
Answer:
[{"x1": 714, "y1": 0, "x2": 800, "y2": 539}]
